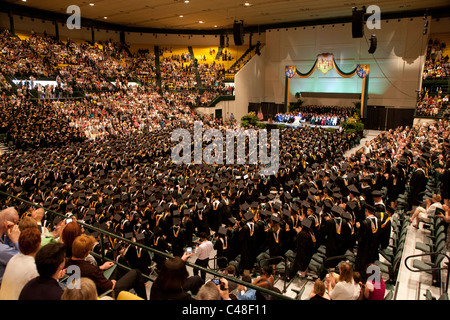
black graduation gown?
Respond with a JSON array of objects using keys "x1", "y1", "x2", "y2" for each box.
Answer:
[
  {"x1": 375, "y1": 211, "x2": 391, "y2": 250},
  {"x1": 324, "y1": 218, "x2": 352, "y2": 268},
  {"x1": 267, "y1": 227, "x2": 285, "y2": 265},
  {"x1": 152, "y1": 236, "x2": 169, "y2": 270},
  {"x1": 238, "y1": 222, "x2": 259, "y2": 271},
  {"x1": 409, "y1": 168, "x2": 428, "y2": 208},
  {"x1": 293, "y1": 229, "x2": 315, "y2": 272},
  {"x1": 356, "y1": 215, "x2": 380, "y2": 276},
  {"x1": 182, "y1": 217, "x2": 195, "y2": 247},
  {"x1": 214, "y1": 236, "x2": 233, "y2": 269},
  {"x1": 135, "y1": 246, "x2": 153, "y2": 276},
  {"x1": 193, "y1": 208, "x2": 210, "y2": 235},
  {"x1": 168, "y1": 225, "x2": 186, "y2": 257}
]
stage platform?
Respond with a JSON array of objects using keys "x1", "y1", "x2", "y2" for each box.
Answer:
[{"x1": 262, "y1": 121, "x2": 340, "y2": 130}]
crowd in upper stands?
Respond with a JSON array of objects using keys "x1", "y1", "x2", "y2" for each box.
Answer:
[
  {"x1": 424, "y1": 38, "x2": 450, "y2": 81},
  {"x1": 415, "y1": 90, "x2": 449, "y2": 118},
  {"x1": 416, "y1": 38, "x2": 450, "y2": 118}
]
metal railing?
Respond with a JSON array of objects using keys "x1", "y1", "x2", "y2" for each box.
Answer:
[
  {"x1": 404, "y1": 252, "x2": 450, "y2": 293},
  {"x1": 0, "y1": 191, "x2": 293, "y2": 300}
]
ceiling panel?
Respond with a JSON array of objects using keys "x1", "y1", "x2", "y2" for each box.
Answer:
[{"x1": 2, "y1": 0, "x2": 449, "y2": 30}]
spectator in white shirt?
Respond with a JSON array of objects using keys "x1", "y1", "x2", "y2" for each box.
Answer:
[
  {"x1": 409, "y1": 194, "x2": 443, "y2": 228},
  {"x1": 193, "y1": 232, "x2": 213, "y2": 281},
  {"x1": 0, "y1": 227, "x2": 41, "y2": 300},
  {"x1": 326, "y1": 262, "x2": 360, "y2": 300}
]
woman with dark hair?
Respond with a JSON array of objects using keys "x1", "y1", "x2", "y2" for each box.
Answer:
[
  {"x1": 150, "y1": 252, "x2": 203, "y2": 300},
  {"x1": 61, "y1": 219, "x2": 96, "y2": 265},
  {"x1": 60, "y1": 220, "x2": 83, "y2": 258}
]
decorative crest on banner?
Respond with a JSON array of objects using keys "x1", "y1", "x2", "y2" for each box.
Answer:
[
  {"x1": 356, "y1": 64, "x2": 370, "y2": 79},
  {"x1": 285, "y1": 65, "x2": 296, "y2": 78},
  {"x1": 316, "y1": 53, "x2": 334, "y2": 74}
]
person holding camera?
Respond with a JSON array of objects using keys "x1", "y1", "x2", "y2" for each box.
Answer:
[{"x1": 193, "y1": 232, "x2": 213, "y2": 281}]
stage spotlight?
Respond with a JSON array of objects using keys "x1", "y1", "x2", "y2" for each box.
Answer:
[{"x1": 368, "y1": 34, "x2": 377, "y2": 54}]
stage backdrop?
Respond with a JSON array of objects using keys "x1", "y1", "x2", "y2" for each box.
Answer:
[{"x1": 264, "y1": 16, "x2": 430, "y2": 110}]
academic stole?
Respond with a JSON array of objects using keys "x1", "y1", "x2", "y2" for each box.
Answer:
[
  {"x1": 248, "y1": 222, "x2": 255, "y2": 236},
  {"x1": 155, "y1": 214, "x2": 163, "y2": 226},
  {"x1": 379, "y1": 212, "x2": 390, "y2": 229},
  {"x1": 137, "y1": 247, "x2": 142, "y2": 258},
  {"x1": 173, "y1": 225, "x2": 180, "y2": 238},
  {"x1": 309, "y1": 230, "x2": 316, "y2": 243},
  {"x1": 368, "y1": 216, "x2": 379, "y2": 233},
  {"x1": 273, "y1": 228, "x2": 280, "y2": 244},
  {"x1": 335, "y1": 217, "x2": 342, "y2": 234},
  {"x1": 221, "y1": 237, "x2": 228, "y2": 250}
]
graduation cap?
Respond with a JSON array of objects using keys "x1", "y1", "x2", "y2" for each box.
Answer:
[
  {"x1": 155, "y1": 206, "x2": 164, "y2": 214},
  {"x1": 173, "y1": 217, "x2": 181, "y2": 226},
  {"x1": 228, "y1": 217, "x2": 237, "y2": 225},
  {"x1": 282, "y1": 208, "x2": 291, "y2": 218},
  {"x1": 372, "y1": 190, "x2": 382, "y2": 198},
  {"x1": 260, "y1": 210, "x2": 272, "y2": 218},
  {"x1": 348, "y1": 184, "x2": 360, "y2": 196},
  {"x1": 125, "y1": 232, "x2": 134, "y2": 239},
  {"x1": 301, "y1": 218, "x2": 313, "y2": 229},
  {"x1": 270, "y1": 214, "x2": 281, "y2": 223},
  {"x1": 346, "y1": 201, "x2": 358, "y2": 212},
  {"x1": 301, "y1": 201, "x2": 310, "y2": 209},
  {"x1": 272, "y1": 202, "x2": 281, "y2": 211},
  {"x1": 284, "y1": 193, "x2": 293, "y2": 201},
  {"x1": 244, "y1": 211, "x2": 254, "y2": 221},
  {"x1": 241, "y1": 202, "x2": 250, "y2": 211},
  {"x1": 331, "y1": 205, "x2": 343, "y2": 217},
  {"x1": 218, "y1": 226, "x2": 228, "y2": 236},
  {"x1": 342, "y1": 211, "x2": 353, "y2": 221}
]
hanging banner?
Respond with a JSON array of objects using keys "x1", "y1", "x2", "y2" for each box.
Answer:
[
  {"x1": 316, "y1": 53, "x2": 334, "y2": 74},
  {"x1": 356, "y1": 64, "x2": 370, "y2": 79},
  {"x1": 285, "y1": 66, "x2": 296, "y2": 78}
]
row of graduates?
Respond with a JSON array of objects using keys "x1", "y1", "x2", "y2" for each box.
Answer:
[{"x1": 83, "y1": 180, "x2": 392, "y2": 281}]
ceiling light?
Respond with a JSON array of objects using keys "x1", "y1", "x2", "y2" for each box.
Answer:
[
  {"x1": 244, "y1": 2, "x2": 251, "y2": 6},
  {"x1": 214, "y1": 25, "x2": 218, "y2": 28},
  {"x1": 199, "y1": 21, "x2": 204, "y2": 24},
  {"x1": 103, "y1": 16, "x2": 107, "y2": 19},
  {"x1": 179, "y1": 15, "x2": 184, "y2": 18},
  {"x1": 89, "y1": 3, "x2": 94, "y2": 6},
  {"x1": 22, "y1": 0, "x2": 26, "y2": 2},
  {"x1": 184, "y1": 0, "x2": 189, "y2": 3}
]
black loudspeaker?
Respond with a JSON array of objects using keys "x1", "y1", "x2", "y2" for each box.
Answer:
[
  {"x1": 220, "y1": 34, "x2": 225, "y2": 47},
  {"x1": 368, "y1": 35, "x2": 377, "y2": 54},
  {"x1": 352, "y1": 9, "x2": 364, "y2": 38},
  {"x1": 233, "y1": 21, "x2": 244, "y2": 46}
]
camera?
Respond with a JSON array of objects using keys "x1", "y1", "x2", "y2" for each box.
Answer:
[
  {"x1": 186, "y1": 247, "x2": 192, "y2": 254},
  {"x1": 212, "y1": 279, "x2": 226, "y2": 290}
]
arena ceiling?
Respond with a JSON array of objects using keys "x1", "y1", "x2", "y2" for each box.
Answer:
[{"x1": 1, "y1": 0, "x2": 450, "y2": 33}]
